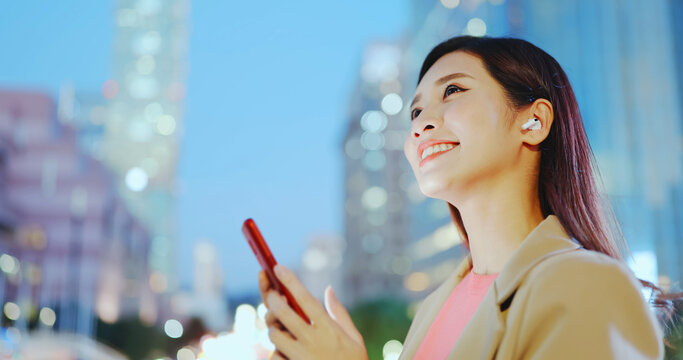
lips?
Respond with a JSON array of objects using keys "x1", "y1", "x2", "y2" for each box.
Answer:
[
  {"x1": 417, "y1": 139, "x2": 460, "y2": 167},
  {"x1": 417, "y1": 139, "x2": 460, "y2": 159}
]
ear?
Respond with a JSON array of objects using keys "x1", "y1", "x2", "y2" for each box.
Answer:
[{"x1": 519, "y1": 98, "x2": 554, "y2": 146}]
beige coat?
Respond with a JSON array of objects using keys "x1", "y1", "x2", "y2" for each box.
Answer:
[{"x1": 400, "y1": 215, "x2": 664, "y2": 360}]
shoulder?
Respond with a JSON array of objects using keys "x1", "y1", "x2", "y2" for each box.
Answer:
[
  {"x1": 522, "y1": 248, "x2": 654, "y2": 320},
  {"x1": 509, "y1": 248, "x2": 664, "y2": 359},
  {"x1": 527, "y1": 248, "x2": 641, "y2": 291}
]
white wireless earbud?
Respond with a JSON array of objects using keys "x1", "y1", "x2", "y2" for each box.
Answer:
[{"x1": 521, "y1": 118, "x2": 541, "y2": 130}]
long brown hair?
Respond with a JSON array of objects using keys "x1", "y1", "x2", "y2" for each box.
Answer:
[{"x1": 418, "y1": 36, "x2": 681, "y2": 348}]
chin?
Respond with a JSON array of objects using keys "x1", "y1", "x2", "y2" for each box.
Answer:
[
  {"x1": 417, "y1": 177, "x2": 453, "y2": 201},
  {"x1": 416, "y1": 169, "x2": 470, "y2": 202}
]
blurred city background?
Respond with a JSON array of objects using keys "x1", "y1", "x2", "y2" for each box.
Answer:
[{"x1": 0, "y1": 0, "x2": 681, "y2": 359}]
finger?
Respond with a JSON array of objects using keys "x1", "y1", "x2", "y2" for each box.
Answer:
[
  {"x1": 324, "y1": 286, "x2": 364, "y2": 345},
  {"x1": 267, "y1": 291, "x2": 311, "y2": 342},
  {"x1": 259, "y1": 271, "x2": 273, "y2": 301},
  {"x1": 270, "y1": 350, "x2": 287, "y2": 360},
  {"x1": 268, "y1": 326, "x2": 304, "y2": 360},
  {"x1": 274, "y1": 265, "x2": 327, "y2": 322},
  {"x1": 265, "y1": 308, "x2": 278, "y2": 327},
  {"x1": 265, "y1": 309, "x2": 285, "y2": 330}
]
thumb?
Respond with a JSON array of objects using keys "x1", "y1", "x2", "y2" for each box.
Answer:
[{"x1": 324, "y1": 285, "x2": 364, "y2": 346}]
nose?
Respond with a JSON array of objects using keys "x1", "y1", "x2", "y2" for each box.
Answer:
[{"x1": 412, "y1": 118, "x2": 438, "y2": 138}]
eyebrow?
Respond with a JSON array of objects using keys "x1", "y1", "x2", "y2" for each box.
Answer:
[{"x1": 410, "y1": 72, "x2": 474, "y2": 108}]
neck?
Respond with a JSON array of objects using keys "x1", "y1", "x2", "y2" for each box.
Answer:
[{"x1": 450, "y1": 175, "x2": 545, "y2": 275}]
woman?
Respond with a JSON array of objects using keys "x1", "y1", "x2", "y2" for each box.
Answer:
[{"x1": 258, "y1": 36, "x2": 675, "y2": 359}]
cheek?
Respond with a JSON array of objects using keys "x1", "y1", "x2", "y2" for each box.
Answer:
[
  {"x1": 442, "y1": 100, "x2": 476, "y2": 134},
  {"x1": 442, "y1": 95, "x2": 502, "y2": 141},
  {"x1": 444, "y1": 99, "x2": 487, "y2": 146},
  {"x1": 442, "y1": 104, "x2": 462, "y2": 131}
]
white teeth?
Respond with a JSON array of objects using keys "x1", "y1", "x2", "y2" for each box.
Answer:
[{"x1": 421, "y1": 143, "x2": 458, "y2": 160}]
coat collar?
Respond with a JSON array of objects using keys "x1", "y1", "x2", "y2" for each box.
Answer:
[
  {"x1": 442, "y1": 214, "x2": 582, "y2": 304},
  {"x1": 400, "y1": 214, "x2": 583, "y2": 359},
  {"x1": 492, "y1": 215, "x2": 582, "y2": 305},
  {"x1": 492, "y1": 214, "x2": 582, "y2": 305},
  {"x1": 449, "y1": 214, "x2": 583, "y2": 359}
]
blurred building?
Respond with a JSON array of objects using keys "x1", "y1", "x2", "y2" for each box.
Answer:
[
  {"x1": 57, "y1": 86, "x2": 107, "y2": 161},
  {"x1": 299, "y1": 233, "x2": 345, "y2": 300},
  {"x1": 101, "y1": 0, "x2": 189, "y2": 292},
  {"x1": 340, "y1": 41, "x2": 415, "y2": 306},
  {"x1": 170, "y1": 241, "x2": 228, "y2": 332},
  {"x1": 0, "y1": 90, "x2": 154, "y2": 337}
]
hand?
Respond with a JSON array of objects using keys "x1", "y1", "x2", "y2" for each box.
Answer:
[{"x1": 257, "y1": 265, "x2": 368, "y2": 360}]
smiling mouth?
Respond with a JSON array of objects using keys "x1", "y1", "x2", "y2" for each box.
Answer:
[{"x1": 419, "y1": 143, "x2": 459, "y2": 166}]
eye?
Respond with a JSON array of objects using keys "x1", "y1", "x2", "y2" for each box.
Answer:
[
  {"x1": 410, "y1": 108, "x2": 422, "y2": 120},
  {"x1": 444, "y1": 84, "x2": 465, "y2": 98}
]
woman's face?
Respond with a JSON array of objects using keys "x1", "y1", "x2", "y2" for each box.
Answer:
[{"x1": 404, "y1": 51, "x2": 523, "y2": 202}]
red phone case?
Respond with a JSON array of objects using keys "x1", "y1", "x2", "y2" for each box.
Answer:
[{"x1": 242, "y1": 218, "x2": 311, "y2": 324}]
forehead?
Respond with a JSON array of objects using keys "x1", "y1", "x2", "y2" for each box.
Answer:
[{"x1": 414, "y1": 51, "x2": 489, "y2": 94}]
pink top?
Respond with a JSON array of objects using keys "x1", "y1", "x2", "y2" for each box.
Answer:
[{"x1": 414, "y1": 269, "x2": 499, "y2": 360}]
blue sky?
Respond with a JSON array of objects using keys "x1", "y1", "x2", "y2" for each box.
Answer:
[{"x1": 0, "y1": 1, "x2": 409, "y2": 294}]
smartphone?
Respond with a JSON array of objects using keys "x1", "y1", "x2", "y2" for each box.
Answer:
[{"x1": 242, "y1": 218, "x2": 311, "y2": 324}]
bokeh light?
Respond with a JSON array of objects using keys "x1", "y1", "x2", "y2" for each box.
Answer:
[
  {"x1": 0, "y1": 254, "x2": 19, "y2": 275},
  {"x1": 440, "y1": 0, "x2": 460, "y2": 9},
  {"x1": 234, "y1": 304, "x2": 256, "y2": 334},
  {"x1": 134, "y1": 31, "x2": 161, "y2": 55},
  {"x1": 404, "y1": 272, "x2": 430, "y2": 292},
  {"x1": 361, "y1": 186, "x2": 388, "y2": 209},
  {"x1": 383, "y1": 339, "x2": 403, "y2": 360},
  {"x1": 360, "y1": 45, "x2": 401, "y2": 83},
  {"x1": 466, "y1": 18, "x2": 487, "y2": 37},
  {"x1": 164, "y1": 319, "x2": 183, "y2": 338},
  {"x1": 360, "y1": 111, "x2": 388, "y2": 132},
  {"x1": 256, "y1": 303, "x2": 267, "y2": 321},
  {"x1": 303, "y1": 248, "x2": 328, "y2": 271},
  {"x1": 3, "y1": 302, "x2": 21, "y2": 321},
  {"x1": 381, "y1": 93, "x2": 403, "y2": 115},
  {"x1": 125, "y1": 167, "x2": 149, "y2": 192},
  {"x1": 39, "y1": 307, "x2": 57, "y2": 326},
  {"x1": 177, "y1": 346, "x2": 196, "y2": 360},
  {"x1": 156, "y1": 114, "x2": 177, "y2": 135},
  {"x1": 360, "y1": 132, "x2": 385, "y2": 150}
]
